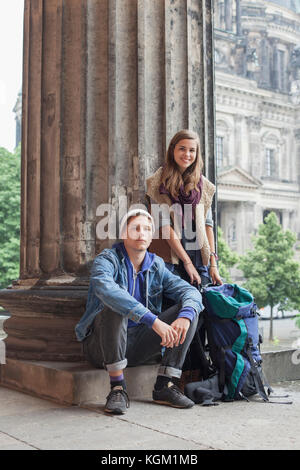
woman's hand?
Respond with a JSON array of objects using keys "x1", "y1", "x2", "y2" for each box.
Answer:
[
  {"x1": 209, "y1": 266, "x2": 223, "y2": 285},
  {"x1": 152, "y1": 318, "x2": 178, "y2": 348},
  {"x1": 183, "y1": 261, "x2": 201, "y2": 285}
]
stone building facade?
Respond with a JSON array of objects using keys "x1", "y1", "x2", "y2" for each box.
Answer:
[
  {"x1": 13, "y1": 90, "x2": 22, "y2": 149},
  {"x1": 214, "y1": 0, "x2": 300, "y2": 263}
]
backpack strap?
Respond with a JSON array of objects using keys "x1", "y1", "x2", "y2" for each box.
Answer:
[
  {"x1": 218, "y1": 346, "x2": 226, "y2": 394},
  {"x1": 245, "y1": 341, "x2": 293, "y2": 404},
  {"x1": 261, "y1": 369, "x2": 273, "y2": 396},
  {"x1": 203, "y1": 310, "x2": 229, "y2": 395},
  {"x1": 246, "y1": 340, "x2": 269, "y2": 402},
  {"x1": 193, "y1": 315, "x2": 215, "y2": 380}
]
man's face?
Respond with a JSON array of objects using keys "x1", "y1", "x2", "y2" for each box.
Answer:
[{"x1": 123, "y1": 215, "x2": 153, "y2": 252}]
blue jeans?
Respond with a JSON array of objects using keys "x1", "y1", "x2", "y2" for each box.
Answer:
[{"x1": 82, "y1": 304, "x2": 199, "y2": 379}]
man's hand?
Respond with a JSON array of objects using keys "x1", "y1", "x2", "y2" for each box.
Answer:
[
  {"x1": 152, "y1": 318, "x2": 178, "y2": 348},
  {"x1": 171, "y1": 318, "x2": 190, "y2": 346}
]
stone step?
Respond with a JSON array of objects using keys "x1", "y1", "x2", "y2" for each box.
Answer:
[
  {"x1": 0, "y1": 358, "x2": 159, "y2": 405},
  {"x1": 0, "y1": 349, "x2": 299, "y2": 406}
]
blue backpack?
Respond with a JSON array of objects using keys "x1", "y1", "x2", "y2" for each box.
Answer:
[
  {"x1": 201, "y1": 283, "x2": 271, "y2": 401},
  {"x1": 184, "y1": 283, "x2": 292, "y2": 405}
]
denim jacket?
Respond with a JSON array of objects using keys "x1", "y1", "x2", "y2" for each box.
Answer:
[{"x1": 75, "y1": 245, "x2": 204, "y2": 342}]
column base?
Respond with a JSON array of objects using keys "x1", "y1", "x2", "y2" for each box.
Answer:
[{"x1": 0, "y1": 287, "x2": 87, "y2": 361}]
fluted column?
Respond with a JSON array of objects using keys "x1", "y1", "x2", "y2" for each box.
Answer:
[
  {"x1": 294, "y1": 128, "x2": 300, "y2": 185},
  {"x1": 0, "y1": 0, "x2": 216, "y2": 361},
  {"x1": 20, "y1": 0, "x2": 43, "y2": 278},
  {"x1": 247, "y1": 116, "x2": 262, "y2": 177},
  {"x1": 224, "y1": 0, "x2": 232, "y2": 32},
  {"x1": 20, "y1": 0, "x2": 88, "y2": 279},
  {"x1": 236, "y1": 0, "x2": 241, "y2": 36}
]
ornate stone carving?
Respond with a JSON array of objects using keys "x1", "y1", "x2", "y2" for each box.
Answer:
[{"x1": 246, "y1": 116, "x2": 262, "y2": 131}]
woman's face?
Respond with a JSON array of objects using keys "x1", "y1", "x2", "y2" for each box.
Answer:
[{"x1": 173, "y1": 139, "x2": 198, "y2": 173}]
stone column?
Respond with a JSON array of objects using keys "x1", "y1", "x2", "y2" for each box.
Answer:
[
  {"x1": 224, "y1": 0, "x2": 232, "y2": 32},
  {"x1": 246, "y1": 116, "x2": 262, "y2": 178},
  {"x1": 294, "y1": 128, "x2": 300, "y2": 185},
  {"x1": 233, "y1": 114, "x2": 243, "y2": 167},
  {"x1": 282, "y1": 210, "x2": 290, "y2": 231},
  {"x1": 0, "y1": 0, "x2": 216, "y2": 362},
  {"x1": 260, "y1": 34, "x2": 270, "y2": 88},
  {"x1": 272, "y1": 39, "x2": 280, "y2": 91},
  {"x1": 236, "y1": 0, "x2": 242, "y2": 36},
  {"x1": 239, "y1": 201, "x2": 255, "y2": 254}
]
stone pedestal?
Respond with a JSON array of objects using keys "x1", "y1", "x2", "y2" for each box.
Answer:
[
  {"x1": 0, "y1": 0, "x2": 216, "y2": 393},
  {"x1": 1, "y1": 350, "x2": 299, "y2": 406},
  {"x1": 0, "y1": 287, "x2": 86, "y2": 361},
  {"x1": 0, "y1": 359, "x2": 160, "y2": 405}
]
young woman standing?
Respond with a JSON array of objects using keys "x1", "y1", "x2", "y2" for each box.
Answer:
[{"x1": 146, "y1": 129, "x2": 222, "y2": 286}]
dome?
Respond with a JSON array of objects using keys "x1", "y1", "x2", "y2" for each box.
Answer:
[{"x1": 267, "y1": 0, "x2": 300, "y2": 13}]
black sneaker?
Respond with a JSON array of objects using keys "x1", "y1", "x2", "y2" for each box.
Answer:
[
  {"x1": 104, "y1": 386, "x2": 130, "y2": 415},
  {"x1": 152, "y1": 381, "x2": 195, "y2": 409}
]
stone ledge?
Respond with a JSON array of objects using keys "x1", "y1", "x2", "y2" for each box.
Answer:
[
  {"x1": 0, "y1": 358, "x2": 160, "y2": 405},
  {"x1": 0, "y1": 349, "x2": 299, "y2": 406},
  {"x1": 261, "y1": 349, "x2": 300, "y2": 383}
]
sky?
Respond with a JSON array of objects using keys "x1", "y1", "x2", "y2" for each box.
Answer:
[{"x1": 0, "y1": 0, "x2": 24, "y2": 152}]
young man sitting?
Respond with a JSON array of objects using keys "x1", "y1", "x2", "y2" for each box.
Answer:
[{"x1": 75, "y1": 209, "x2": 204, "y2": 414}]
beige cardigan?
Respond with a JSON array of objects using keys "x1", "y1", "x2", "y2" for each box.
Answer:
[{"x1": 146, "y1": 167, "x2": 216, "y2": 266}]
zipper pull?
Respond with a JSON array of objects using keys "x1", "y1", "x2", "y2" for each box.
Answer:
[{"x1": 132, "y1": 271, "x2": 137, "y2": 296}]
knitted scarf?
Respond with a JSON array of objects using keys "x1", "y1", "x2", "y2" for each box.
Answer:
[{"x1": 159, "y1": 175, "x2": 203, "y2": 223}]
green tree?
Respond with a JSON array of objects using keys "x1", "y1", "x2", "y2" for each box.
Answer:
[
  {"x1": 0, "y1": 145, "x2": 21, "y2": 289},
  {"x1": 217, "y1": 226, "x2": 239, "y2": 283},
  {"x1": 238, "y1": 212, "x2": 300, "y2": 341}
]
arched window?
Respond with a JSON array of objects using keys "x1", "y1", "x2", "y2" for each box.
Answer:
[
  {"x1": 216, "y1": 118, "x2": 232, "y2": 169},
  {"x1": 261, "y1": 132, "x2": 280, "y2": 179},
  {"x1": 265, "y1": 148, "x2": 276, "y2": 177}
]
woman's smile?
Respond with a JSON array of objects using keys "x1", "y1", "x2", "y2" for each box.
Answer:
[{"x1": 173, "y1": 139, "x2": 197, "y2": 173}]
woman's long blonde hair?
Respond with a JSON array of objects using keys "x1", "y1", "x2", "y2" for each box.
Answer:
[{"x1": 161, "y1": 129, "x2": 203, "y2": 198}]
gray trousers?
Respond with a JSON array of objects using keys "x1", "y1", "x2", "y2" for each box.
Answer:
[{"x1": 82, "y1": 304, "x2": 199, "y2": 379}]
